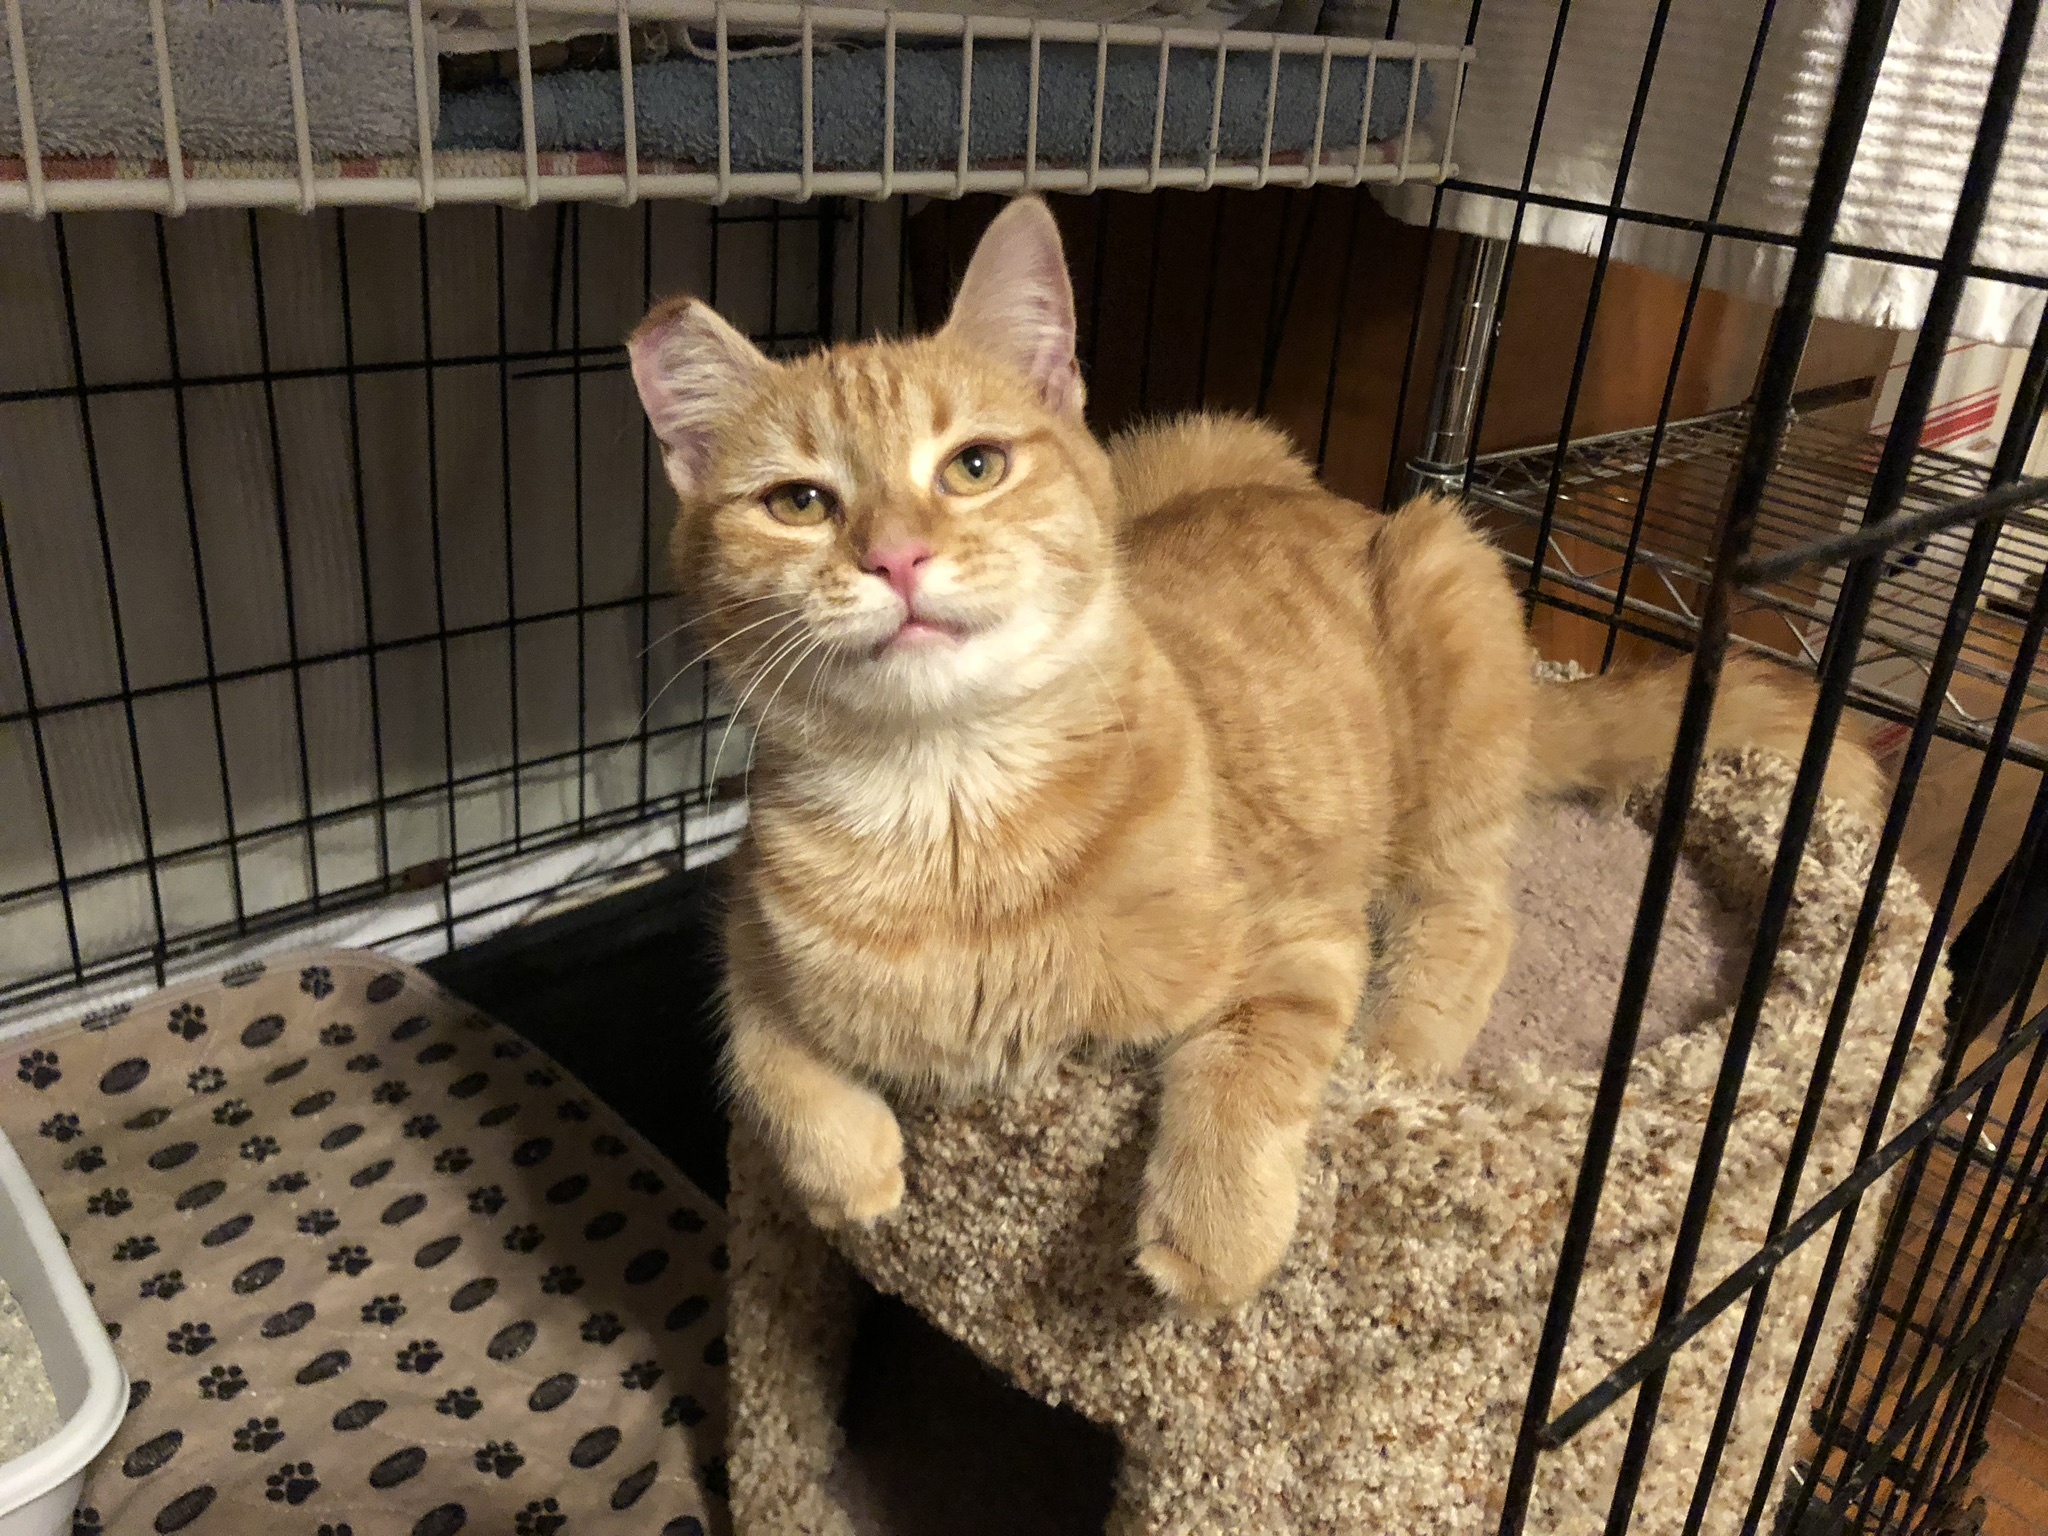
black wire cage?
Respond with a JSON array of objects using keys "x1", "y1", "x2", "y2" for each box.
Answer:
[{"x1": 3, "y1": 0, "x2": 2048, "y2": 1532}]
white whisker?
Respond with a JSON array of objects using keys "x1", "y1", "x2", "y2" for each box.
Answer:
[
  {"x1": 708, "y1": 623, "x2": 816, "y2": 789},
  {"x1": 636, "y1": 608, "x2": 803, "y2": 729},
  {"x1": 745, "y1": 635, "x2": 826, "y2": 803},
  {"x1": 636, "y1": 592, "x2": 774, "y2": 658},
  {"x1": 1085, "y1": 656, "x2": 1134, "y2": 761}
]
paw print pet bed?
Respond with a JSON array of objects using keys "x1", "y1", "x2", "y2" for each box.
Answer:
[
  {"x1": 724, "y1": 754, "x2": 1946, "y2": 1535},
  {"x1": 0, "y1": 951, "x2": 727, "y2": 1536}
]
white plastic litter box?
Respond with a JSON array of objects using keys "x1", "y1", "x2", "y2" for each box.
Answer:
[{"x1": 0, "y1": 1126, "x2": 125, "y2": 1536}]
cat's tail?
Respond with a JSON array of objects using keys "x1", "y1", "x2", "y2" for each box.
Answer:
[{"x1": 1528, "y1": 653, "x2": 1886, "y2": 821}]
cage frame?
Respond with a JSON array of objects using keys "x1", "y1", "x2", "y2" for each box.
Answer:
[{"x1": 1, "y1": 0, "x2": 2046, "y2": 1532}]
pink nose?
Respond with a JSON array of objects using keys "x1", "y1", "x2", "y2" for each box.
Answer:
[{"x1": 861, "y1": 541, "x2": 932, "y2": 601}]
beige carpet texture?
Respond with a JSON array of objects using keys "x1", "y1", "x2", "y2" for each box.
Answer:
[
  {"x1": 0, "y1": 951, "x2": 729, "y2": 1536},
  {"x1": 725, "y1": 753, "x2": 1948, "y2": 1535}
]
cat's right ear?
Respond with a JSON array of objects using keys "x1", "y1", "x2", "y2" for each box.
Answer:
[{"x1": 629, "y1": 296, "x2": 770, "y2": 493}]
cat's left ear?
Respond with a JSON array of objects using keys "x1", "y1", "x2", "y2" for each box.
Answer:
[
  {"x1": 941, "y1": 197, "x2": 1084, "y2": 418},
  {"x1": 629, "y1": 296, "x2": 771, "y2": 494}
]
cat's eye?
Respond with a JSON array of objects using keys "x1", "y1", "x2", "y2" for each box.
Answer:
[
  {"x1": 762, "y1": 482, "x2": 836, "y2": 526},
  {"x1": 939, "y1": 443, "x2": 1010, "y2": 496}
]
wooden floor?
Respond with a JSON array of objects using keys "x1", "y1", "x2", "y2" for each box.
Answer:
[{"x1": 1980, "y1": 1305, "x2": 2048, "y2": 1536}]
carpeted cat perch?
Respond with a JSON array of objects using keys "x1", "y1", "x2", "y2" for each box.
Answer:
[{"x1": 724, "y1": 753, "x2": 1945, "y2": 1535}]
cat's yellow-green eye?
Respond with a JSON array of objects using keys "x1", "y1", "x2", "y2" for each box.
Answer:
[
  {"x1": 939, "y1": 443, "x2": 1010, "y2": 496},
  {"x1": 763, "y1": 482, "x2": 836, "y2": 526}
]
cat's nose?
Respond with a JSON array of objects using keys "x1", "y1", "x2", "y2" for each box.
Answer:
[{"x1": 861, "y1": 541, "x2": 933, "y2": 601}]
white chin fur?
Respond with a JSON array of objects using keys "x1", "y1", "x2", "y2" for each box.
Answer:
[{"x1": 816, "y1": 590, "x2": 1103, "y2": 723}]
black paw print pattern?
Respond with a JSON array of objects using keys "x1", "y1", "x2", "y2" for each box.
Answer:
[
  {"x1": 8, "y1": 961, "x2": 732, "y2": 1536},
  {"x1": 700, "y1": 1457, "x2": 730, "y2": 1501},
  {"x1": 164, "y1": 1321, "x2": 215, "y2": 1356},
  {"x1": 80, "y1": 999, "x2": 132, "y2": 1031},
  {"x1": 395, "y1": 1339, "x2": 443, "y2": 1374},
  {"x1": 197, "y1": 1364, "x2": 247, "y2": 1401},
  {"x1": 70, "y1": 1508, "x2": 103, "y2": 1536},
  {"x1": 473, "y1": 1439, "x2": 525, "y2": 1478},
  {"x1": 663, "y1": 1393, "x2": 707, "y2": 1428},
  {"x1": 233, "y1": 1416, "x2": 286, "y2": 1453},
  {"x1": 265, "y1": 1459, "x2": 320, "y2": 1505}
]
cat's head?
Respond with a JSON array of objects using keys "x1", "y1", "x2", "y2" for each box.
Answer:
[{"x1": 629, "y1": 198, "x2": 1117, "y2": 732}]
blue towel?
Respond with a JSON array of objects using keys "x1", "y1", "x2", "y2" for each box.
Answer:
[
  {"x1": 0, "y1": 0, "x2": 421, "y2": 160},
  {"x1": 437, "y1": 43, "x2": 1422, "y2": 172}
]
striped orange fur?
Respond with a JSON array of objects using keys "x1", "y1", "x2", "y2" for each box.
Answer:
[{"x1": 628, "y1": 197, "x2": 1878, "y2": 1312}]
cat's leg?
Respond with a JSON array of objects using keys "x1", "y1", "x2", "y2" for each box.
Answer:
[
  {"x1": 1370, "y1": 812, "x2": 1519, "y2": 1074},
  {"x1": 725, "y1": 991, "x2": 905, "y2": 1230},
  {"x1": 1136, "y1": 920, "x2": 1367, "y2": 1312}
]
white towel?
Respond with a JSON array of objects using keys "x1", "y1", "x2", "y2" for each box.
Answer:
[{"x1": 1347, "y1": 0, "x2": 2048, "y2": 346}]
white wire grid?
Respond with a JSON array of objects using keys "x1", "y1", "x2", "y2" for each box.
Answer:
[
  {"x1": 1463, "y1": 408, "x2": 2048, "y2": 766},
  {"x1": 0, "y1": 0, "x2": 1471, "y2": 216}
]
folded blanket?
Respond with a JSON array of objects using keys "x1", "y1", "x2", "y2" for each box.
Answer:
[
  {"x1": 1, "y1": 4, "x2": 1420, "y2": 176},
  {"x1": 435, "y1": 43, "x2": 1422, "y2": 171},
  {"x1": 0, "y1": 0, "x2": 425, "y2": 160}
]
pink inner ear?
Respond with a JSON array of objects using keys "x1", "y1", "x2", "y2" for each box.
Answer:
[
  {"x1": 628, "y1": 300, "x2": 768, "y2": 489},
  {"x1": 945, "y1": 200, "x2": 1084, "y2": 416}
]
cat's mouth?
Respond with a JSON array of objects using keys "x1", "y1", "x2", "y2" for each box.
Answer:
[{"x1": 876, "y1": 616, "x2": 968, "y2": 655}]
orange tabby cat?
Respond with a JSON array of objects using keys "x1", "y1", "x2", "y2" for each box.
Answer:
[{"x1": 628, "y1": 197, "x2": 1879, "y2": 1311}]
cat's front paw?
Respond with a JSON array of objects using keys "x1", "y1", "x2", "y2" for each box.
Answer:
[
  {"x1": 1134, "y1": 1134, "x2": 1301, "y2": 1313},
  {"x1": 783, "y1": 1090, "x2": 905, "y2": 1230}
]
